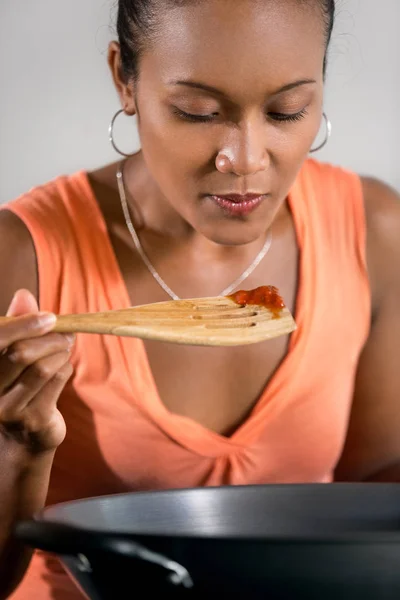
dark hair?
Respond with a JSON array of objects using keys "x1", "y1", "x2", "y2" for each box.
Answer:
[
  {"x1": 117, "y1": 0, "x2": 335, "y2": 82},
  {"x1": 320, "y1": 0, "x2": 335, "y2": 75}
]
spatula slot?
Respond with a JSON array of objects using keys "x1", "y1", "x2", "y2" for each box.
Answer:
[
  {"x1": 205, "y1": 320, "x2": 258, "y2": 330},
  {"x1": 190, "y1": 310, "x2": 258, "y2": 321}
]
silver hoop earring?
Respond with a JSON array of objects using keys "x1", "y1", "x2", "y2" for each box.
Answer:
[
  {"x1": 109, "y1": 109, "x2": 136, "y2": 157},
  {"x1": 310, "y1": 112, "x2": 332, "y2": 153}
]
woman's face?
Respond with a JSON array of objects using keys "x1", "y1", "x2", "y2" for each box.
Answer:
[{"x1": 121, "y1": 0, "x2": 326, "y2": 245}]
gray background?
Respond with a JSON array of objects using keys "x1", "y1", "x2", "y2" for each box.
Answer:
[{"x1": 0, "y1": 0, "x2": 399, "y2": 203}]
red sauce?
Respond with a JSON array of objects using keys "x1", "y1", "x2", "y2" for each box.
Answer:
[{"x1": 227, "y1": 286, "x2": 285, "y2": 318}]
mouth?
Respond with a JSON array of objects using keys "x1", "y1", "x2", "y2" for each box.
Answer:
[{"x1": 207, "y1": 193, "x2": 267, "y2": 216}]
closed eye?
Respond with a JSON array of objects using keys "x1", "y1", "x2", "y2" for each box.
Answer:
[
  {"x1": 268, "y1": 108, "x2": 308, "y2": 123},
  {"x1": 172, "y1": 106, "x2": 309, "y2": 124},
  {"x1": 172, "y1": 107, "x2": 219, "y2": 123}
]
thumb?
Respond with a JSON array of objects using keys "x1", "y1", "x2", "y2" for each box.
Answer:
[{"x1": 6, "y1": 289, "x2": 39, "y2": 317}]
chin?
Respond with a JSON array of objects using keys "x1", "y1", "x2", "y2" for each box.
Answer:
[{"x1": 198, "y1": 221, "x2": 267, "y2": 247}]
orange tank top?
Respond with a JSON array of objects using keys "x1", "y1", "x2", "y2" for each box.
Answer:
[{"x1": 4, "y1": 158, "x2": 370, "y2": 599}]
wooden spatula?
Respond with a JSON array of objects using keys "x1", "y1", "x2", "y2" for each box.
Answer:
[{"x1": 0, "y1": 294, "x2": 296, "y2": 347}]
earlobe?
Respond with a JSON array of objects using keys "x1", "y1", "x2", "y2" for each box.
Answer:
[
  {"x1": 107, "y1": 40, "x2": 136, "y2": 116},
  {"x1": 125, "y1": 95, "x2": 137, "y2": 117}
]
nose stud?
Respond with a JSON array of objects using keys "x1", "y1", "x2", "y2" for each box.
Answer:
[{"x1": 215, "y1": 152, "x2": 232, "y2": 173}]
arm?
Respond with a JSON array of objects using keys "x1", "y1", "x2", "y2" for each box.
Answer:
[
  {"x1": 0, "y1": 211, "x2": 72, "y2": 598},
  {"x1": 335, "y1": 177, "x2": 400, "y2": 482}
]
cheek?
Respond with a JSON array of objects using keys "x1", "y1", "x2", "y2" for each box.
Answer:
[
  {"x1": 276, "y1": 103, "x2": 323, "y2": 153},
  {"x1": 140, "y1": 120, "x2": 216, "y2": 190},
  {"x1": 271, "y1": 114, "x2": 324, "y2": 175},
  {"x1": 137, "y1": 112, "x2": 214, "y2": 206},
  {"x1": 138, "y1": 101, "x2": 213, "y2": 165},
  {"x1": 276, "y1": 128, "x2": 315, "y2": 164}
]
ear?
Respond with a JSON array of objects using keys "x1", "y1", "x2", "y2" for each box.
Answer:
[{"x1": 108, "y1": 41, "x2": 137, "y2": 116}]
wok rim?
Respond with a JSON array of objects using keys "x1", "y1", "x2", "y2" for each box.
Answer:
[{"x1": 34, "y1": 483, "x2": 400, "y2": 543}]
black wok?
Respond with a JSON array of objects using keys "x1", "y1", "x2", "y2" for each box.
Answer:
[{"x1": 15, "y1": 483, "x2": 400, "y2": 599}]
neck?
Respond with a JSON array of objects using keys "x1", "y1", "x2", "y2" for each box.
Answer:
[{"x1": 122, "y1": 152, "x2": 194, "y2": 239}]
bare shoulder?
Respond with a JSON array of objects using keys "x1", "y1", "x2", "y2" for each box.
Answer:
[
  {"x1": 0, "y1": 210, "x2": 38, "y2": 313},
  {"x1": 335, "y1": 176, "x2": 400, "y2": 481},
  {"x1": 361, "y1": 176, "x2": 400, "y2": 316}
]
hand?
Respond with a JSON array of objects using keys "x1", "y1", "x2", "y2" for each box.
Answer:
[{"x1": 0, "y1": 290, "x2": 74, "y2": 455}]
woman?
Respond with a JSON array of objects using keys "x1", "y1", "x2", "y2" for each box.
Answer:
[{"x1": 0, "y1": 0, "x2": 399, "y2": 598}]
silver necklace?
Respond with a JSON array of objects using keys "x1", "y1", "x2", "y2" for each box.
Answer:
[{"x1": 116, "y1": 163, "x2": 272, "y2": 300}]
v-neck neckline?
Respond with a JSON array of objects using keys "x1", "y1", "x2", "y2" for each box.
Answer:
[{"x1": 76, "y1": 169, "x2": 311, "y2": 458}]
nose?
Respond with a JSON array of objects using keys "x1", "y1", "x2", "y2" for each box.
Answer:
[{"x1": 216, "y1": 119, "x2": 269, "y2": 176}]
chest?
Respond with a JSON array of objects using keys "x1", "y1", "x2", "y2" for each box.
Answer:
[
  {"x1": 114, "y1": 233, "x2": 299, "y2": 436},
  {"x1": 57, "y1": 196, "x2": 369, "y2": 491}
]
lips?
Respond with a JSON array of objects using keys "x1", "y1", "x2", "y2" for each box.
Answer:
[
  {"x1": 214, "y1": 194, "x2": 264, "y2": 203},
  {"x1": 208, "y1": 193, "x2": 267, "y2": 216}
]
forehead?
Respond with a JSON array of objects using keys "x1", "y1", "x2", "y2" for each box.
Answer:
[{"x1": 141, "y1": 0, "x2": 325, "y2": 95}]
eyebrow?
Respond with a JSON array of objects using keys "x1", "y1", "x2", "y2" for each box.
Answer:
[{"x1": 170, "y1": 78, "x2": 317, "y2": 97}]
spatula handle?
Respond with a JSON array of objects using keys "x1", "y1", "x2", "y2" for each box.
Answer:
[
  {"x1": 54, "y1": 314, "x2": 123, "y2": 335},
  {"x1": 0, "y1": 314, "x2": 127, "y2": 336}
]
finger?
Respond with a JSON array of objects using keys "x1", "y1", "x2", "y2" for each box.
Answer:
[
  {"x1": 0, "y1": 352, "x2": 72, "y2": 419},
  {"x1": 0, "y1": 333, "x2": 75, "y2": 394},
  {"x1": 6, "y1": 289, "x2": 39, "y2": 317},
  {"x1": 18, "y1": 362, "x2": 73, "y2": 436},
  {"x1": 0, "y1": 313, "x2": 57, "y2": 354},
  {"x1": 0, "y1": 362, "x2": 73, "y2": 452}
]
